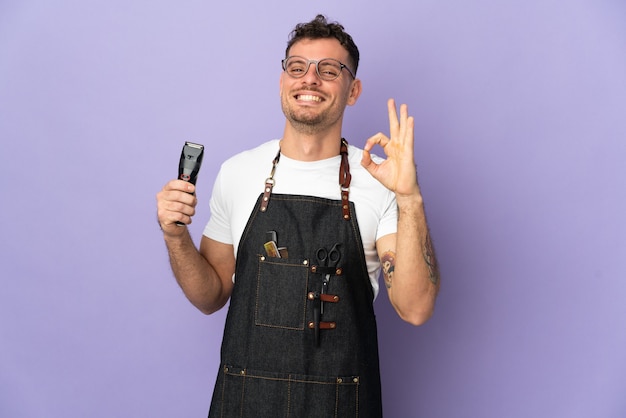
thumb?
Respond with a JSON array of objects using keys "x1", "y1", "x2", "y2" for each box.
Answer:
[{"x1": 361, "y1": 149, "x2": 377, "y2": 174}]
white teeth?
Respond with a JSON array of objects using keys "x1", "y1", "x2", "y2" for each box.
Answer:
[{"x1": 297, "y1": 94, "x2": 321, "y2": 102}]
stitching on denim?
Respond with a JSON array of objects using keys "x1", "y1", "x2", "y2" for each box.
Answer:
[
  {"x1": 348, "y1": 203, "x2": 374, "y2": 301},
  {"x1": 239, "y1": 372, "x2": 246, "y2": 418},
  {"x1": 355, "y1": 382, "x2": 359, "y2": 418},
  {"x1": 223, "y1": 367, "x2": 360, "y2": 416},
  {"x1": 334, "y1": 380, "x2": 339, "y2": 418},
  {"x1": 224, "y1": 369, "x2": 360, "y2": 386},
  {"x1": 272, "y1": 195, "x2": 342, "y2": 206},
  {"x1": 286, "y1": 374, "x2": 292, "y2": 418},
  {"x1": 254, "y1": 257, "x2": 309, "y2": 330}
]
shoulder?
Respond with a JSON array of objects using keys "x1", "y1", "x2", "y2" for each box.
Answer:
[
  {"x1": 220, "y1": 139, "x2": 280, "y2": 172},
  {"x1": 212, "y1": 139, "x2": 280, "y2": 204}
]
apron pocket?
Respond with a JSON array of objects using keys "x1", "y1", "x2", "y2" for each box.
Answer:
[
  {"x1": 218, "y1": 365, "x2": 360, "y2": 418},
  {"x1": 255, "y1": 256, "x2": 310, "y2": 330}
]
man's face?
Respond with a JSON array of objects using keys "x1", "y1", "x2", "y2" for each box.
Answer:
[{"x1": 280, "y1": 38, "x2": 360, "y2": 134}]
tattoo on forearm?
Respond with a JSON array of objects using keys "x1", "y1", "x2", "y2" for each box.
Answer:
[
  {"x1": 423, "y1": 233, "x2": 440, "y2": 285},
  {"x1": 381, "y1": 251, "x2": 396, "y2": 289}
]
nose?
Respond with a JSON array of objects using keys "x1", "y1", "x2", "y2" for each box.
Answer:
[{"x1": 301, "y1": 62, "x2": 321, "y2": 84}]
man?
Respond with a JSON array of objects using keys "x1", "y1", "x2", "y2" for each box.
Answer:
[{"x1": 156, "y1": 14, "x2": 439, "y2": 417}]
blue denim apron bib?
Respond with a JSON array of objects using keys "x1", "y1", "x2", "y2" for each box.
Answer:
[{"x1": 209, "y1": 141, "x2": 383, "y2": 417}]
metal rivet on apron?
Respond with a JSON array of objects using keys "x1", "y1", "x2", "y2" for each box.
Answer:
[
  {"x1": 302, "y1": 259, "x2": 308, "y2": 265},
  {"x1": 336, "y1": 268, "x2": 342, "y2": 275},
  {"x1": 311, "y1": 265, "x2": 317, "y2": 273},
  {"x1": 240, "y1": 370, "x2": 246, "y2": 375},
  {"x1": 307, "y1": 292, "x2": 315, "y2": 300},
  {"x1": 260, "y1": 256, "x2": 266, "y2": 261},
  {"x1": 337, "y1": 378, "x2": 343, "y2": 383},
  {"x1": 353, "y1": 377, "x2": 359, "y2": 383}
]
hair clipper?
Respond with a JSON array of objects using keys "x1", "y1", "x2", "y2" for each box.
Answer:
[
  {"x1": 176, "y1": 141, "x2": 204, "y2": 225},
  {"x1": 178, "y1": 141, "x2": 204, "y2": 185}
]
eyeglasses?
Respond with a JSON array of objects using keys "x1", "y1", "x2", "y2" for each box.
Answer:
[{"x1": 281, "y1": 56, "x2": 355, "y2": 81}]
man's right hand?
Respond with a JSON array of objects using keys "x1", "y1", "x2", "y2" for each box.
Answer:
[{"x1": 156, "y1": 179, "x2": 198, "y2": 235}]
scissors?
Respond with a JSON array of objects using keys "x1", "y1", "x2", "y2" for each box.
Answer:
[{"x1": 315, "y1": 243, "x2": 341, "y2": 315}]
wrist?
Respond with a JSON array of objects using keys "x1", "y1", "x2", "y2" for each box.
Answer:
[
  {"x1": 160, "y1": 221, "x2": 189, "y2": 240},
  {"x1": 395, "y1": 189, "x2": 423, "y2": 209}
]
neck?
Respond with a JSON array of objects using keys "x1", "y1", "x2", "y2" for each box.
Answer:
[{"x1": 280, "y1": 124, "x2": 343, "y2": 161}]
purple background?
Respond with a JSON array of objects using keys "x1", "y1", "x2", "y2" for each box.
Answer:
[{"x1": 1, "y1": 1, "x2": 625, "y2": 417}]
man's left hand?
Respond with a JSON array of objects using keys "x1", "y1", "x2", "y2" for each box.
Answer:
[{"x1": 361, "y1": 98, "x2": 420, "y2": 198}]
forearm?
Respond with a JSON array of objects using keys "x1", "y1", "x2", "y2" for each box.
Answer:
[
  {"x1": 387, "y1": 191, "x2": 440, "y2": 325},
  {"x1": 163, "y1": 230, "x2": 229, "y2": 314}
]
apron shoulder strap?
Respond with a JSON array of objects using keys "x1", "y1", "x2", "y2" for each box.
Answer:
[{"x1": 259, "y1": 139, "x2": 352, "y2": 220}]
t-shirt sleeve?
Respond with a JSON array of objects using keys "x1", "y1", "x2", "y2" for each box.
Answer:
[
  {"x1": 376, "y1": 190, "x2": 398, "y2": 241},
  {"x1": 203, "y1": 167, "x2": 233, "y2": 245}
]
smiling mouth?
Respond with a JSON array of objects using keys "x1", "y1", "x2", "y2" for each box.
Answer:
[{"x1": 296, "y1": 94, "x2": 322, "y2": 102}]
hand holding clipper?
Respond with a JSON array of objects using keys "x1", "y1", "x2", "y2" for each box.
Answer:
[{"x1": 175, "y1": 142, "x2": 204, "y2": 225}]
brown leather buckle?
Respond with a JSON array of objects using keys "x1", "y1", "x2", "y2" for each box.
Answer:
[
  {"x1": 307, "y1": 292, "x2": 340, "y2": 303},
  {"x1": 308, "y1": 321, "x2": 336, "y2": 330},
  {"x1": 260, "y1": 178, "x2": 274, "y2": 212},
  {"x1": 260, "y1": 147, "x2": 281, "y2": 213}
]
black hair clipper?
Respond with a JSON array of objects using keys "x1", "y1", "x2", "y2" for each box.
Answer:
[
  {"x1": 176, "y1": 141, "x2": 204, "y2": 225},
  {"x1": 178, "y1": 141, "x2": 204, "y2": 185}
]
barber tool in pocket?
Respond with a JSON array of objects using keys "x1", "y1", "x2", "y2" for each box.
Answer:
[
  {"x1": 309, "y1": 243, "x2": 343, "y2": 346},
  {"x1": 316, "y1": 243, "x2": 342, "y2": 315},
  {"x1": 263, "y1": 230, "x2": 288, "y2": 258}
]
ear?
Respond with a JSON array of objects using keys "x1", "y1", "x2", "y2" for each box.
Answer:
[{"x1": 346, "y1": 78, "x2": 362, "y2": 106}]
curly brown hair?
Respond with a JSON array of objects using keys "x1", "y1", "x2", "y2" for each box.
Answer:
[{"x1": 285, "y1": 14, "x2": 360, "y2": 76}]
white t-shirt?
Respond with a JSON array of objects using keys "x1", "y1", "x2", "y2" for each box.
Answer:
[{"x1": 203, "y1": 139, "x2": 397, "y2": 299}]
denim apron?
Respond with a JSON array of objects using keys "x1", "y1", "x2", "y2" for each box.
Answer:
[{"x1": 208, "y1": 141, "x2": 383, "y2": 417}]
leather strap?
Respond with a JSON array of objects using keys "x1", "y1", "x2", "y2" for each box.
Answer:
[
  {"x1": 260, "y1": 148, "x2": 281, "y2": 212},
  {"x1": 260, "y1": 139, "x2": 352, "y2": 220},
  {"x1": 310, "y1": 265, "x2": 343, "y2": 276},
  {"x1": 339, "y1": 138, "x2": 352, "y2": 220},
  {"x1": 308, "y1": 292, "x2": 340, "y2": 303},
  {"x1": 308, "y1": 321, "x2": 336, "y2": 330}
]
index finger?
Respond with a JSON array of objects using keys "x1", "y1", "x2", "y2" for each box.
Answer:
[
  {"x1": 166, "y1": 179, "x2": 196, "y2": 194},
  {"x1": 387, "y1": 98, "x2": 399, "y2": 136}
]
